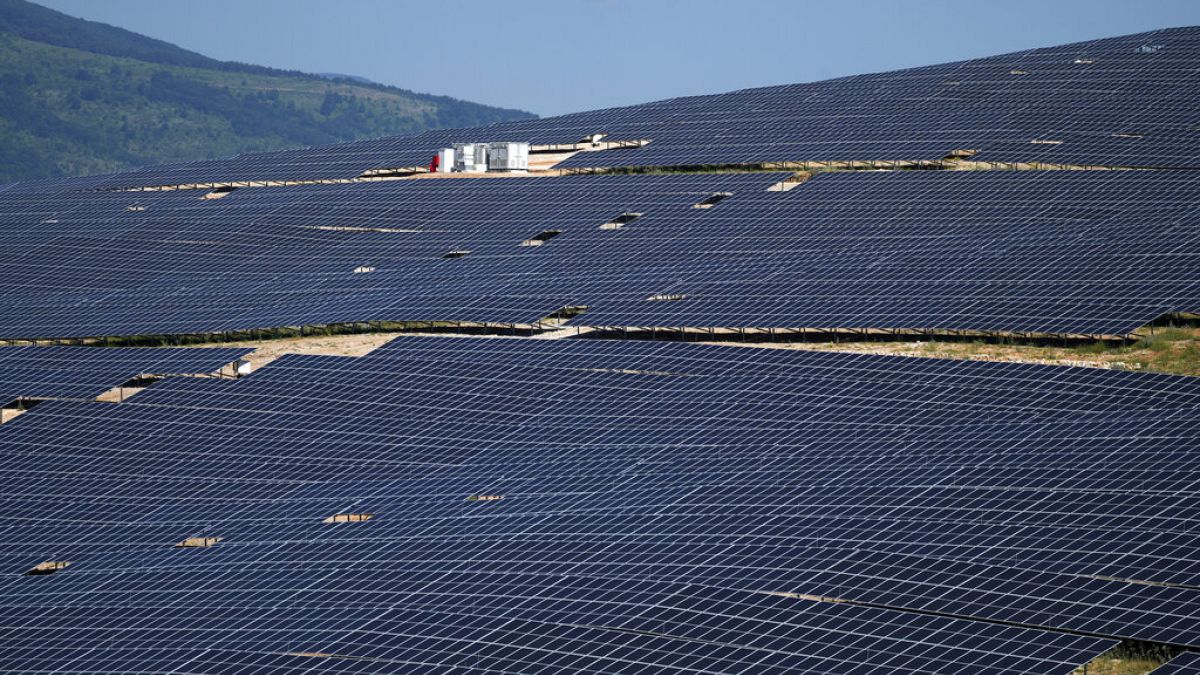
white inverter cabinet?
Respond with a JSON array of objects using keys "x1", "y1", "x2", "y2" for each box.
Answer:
[
  {"x1": 487, "y1": 142, "x2": 529, "y2": 172},
  {"x1": 453, "y1": 143, "x2": 489, "y2": 172},
  {"x1": 435, "y1": 147, "x2": 455, "y2": 173}
]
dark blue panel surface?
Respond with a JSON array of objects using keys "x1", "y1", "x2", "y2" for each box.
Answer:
[
  {"x1": 0, "y1": 345, "x2": 249, "y2": 401},
  {"x1": 2, "y1": 337, "x2": 1199, "y2": 673},
  {"x1": 1158, "y1": 652, "x2": 1200, "y2": 673},
  {"x1": 0, "y1": 170, "x2": 1198, "y2": 338}
]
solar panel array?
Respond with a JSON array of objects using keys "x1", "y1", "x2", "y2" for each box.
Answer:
[
  {"x1": 0, "y1": 173, "x2": 776, "y2": 337},
  {"x1": 1160, "y1": 652, "x2": 1200, "y2": 673},
  {"x1": 0, "y1": 346, "x2": 249, "y2": 402},
  {"x1": 1, "y1": 169, "x2": 1198, "y2": 338},
  {"x1": 15, "y1": 337, "x2": 1200, "y2": 671},
  {"x1": 14, "y1": 25, "x2": 1200, "y2": 192},
  {"x1": 2, "y1": 25, "x2": 1200, "y2": 672},
  {"x1": 550, "y1": 26, "x2": 1200, "y2": 170}
]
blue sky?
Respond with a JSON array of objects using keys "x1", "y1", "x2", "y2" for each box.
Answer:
[{"x1": 35, "y1": 0, "x2": 1200, "y2": 116}]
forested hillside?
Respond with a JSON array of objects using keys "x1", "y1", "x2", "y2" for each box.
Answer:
[{"x1": 0, "y1": 0, "x2": 534, "y2": 182}]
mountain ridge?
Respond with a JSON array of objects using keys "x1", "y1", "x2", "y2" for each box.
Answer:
[{"x1": 0, "y1": 0, "x2": 535, "y2": 182}]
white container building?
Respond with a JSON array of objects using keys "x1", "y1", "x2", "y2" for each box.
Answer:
[
  {"x1": 435, "y1": 147, "x2": 455, "y2": 173},
  {"x1": 453, "y1": 143, "x2": 489, "y2": 172},
  {"x1": 487, "y1": 142, "x2": 529, "y2": 172}
]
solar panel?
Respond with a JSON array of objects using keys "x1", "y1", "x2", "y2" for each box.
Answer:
[
  {"x1": 0, "y1": 24, "x2": 1198, "y2": 671},
  {"x1": 0, "y1": 338, "x2": 1159, "y2": 671},
  {"x1": 0, "y1": 170, "x2": 1197, "y2": 339},
  {"x1": 0, "y1": 345, "x2": 250, "y2": 402},
  {"x1": 0, "y1": 577, "x2": 1113, "y2": 673},
  {"x1": 1159, "y1": 652, "x2": 1200, "y2": 673},
  {"x1": 14, "y1": 25, "x2": 1199, "y2": 192},
  {"x1": 0, "y1": 338, "x2": 1194, "y2": 671}
]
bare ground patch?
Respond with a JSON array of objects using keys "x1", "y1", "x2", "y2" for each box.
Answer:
[
  {"x1": 176, "y1": 325, "x2": 1200, "y2": 377},
  {"x1": 698, "y1": 326, "x2": 1200, "y2": 377}
]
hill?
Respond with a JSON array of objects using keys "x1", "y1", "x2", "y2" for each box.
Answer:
[
  {"x1": 0, "y1": 0, "x2": 534, "y2": 182},
  {"x1": 1, "y1": 25, "x2": 1200, "y2": 675}
]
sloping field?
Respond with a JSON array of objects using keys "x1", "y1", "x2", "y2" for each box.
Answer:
[
  {"x1": 0, "y1": 26, "x2": 1199, "y2": 674},
  {"x1": 1, "y1": 170, "x2": 1199, "y2": 340},
  {"x1": 19, "y1": 26, "x2": 1200, "y2": 191}
]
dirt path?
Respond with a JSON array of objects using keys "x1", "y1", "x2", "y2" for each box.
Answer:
[{"x1": 185, "y1": 326, "x2": 1200, "y2": 377}]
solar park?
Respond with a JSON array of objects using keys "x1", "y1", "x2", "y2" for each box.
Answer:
[{"x1": 0, "y1": 26, "x2": 1199, "y2": 673}]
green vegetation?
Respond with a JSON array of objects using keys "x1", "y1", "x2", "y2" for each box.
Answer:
[
  {"x1": 756, "y1": 322, "x2": 1200, "y2": 378},
  {"x1": 1073, "y1": 640, "x2": 1183, "y2": 674},
  {"x1": 0, "y1": 0, "x2": 534, "y2": 182},
  {"x1": 899, "y1": 325, "x2": 1200, "y2": 377},
  {"x1": 1072, "y1": 325, "x2": 1200, "y2": 375}
]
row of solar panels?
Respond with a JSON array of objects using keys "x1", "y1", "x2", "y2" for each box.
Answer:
[
  {"x1": 0, "y1": 346, "x2": 249, "y2": 402},
  {"x1": 8, "y1": 26, "x2": 1200, "y2": 193},
  {"x1": 13, "y1": 336, "x2": 1200, "y2": 671},
  {"x1": 1162, "y1": 653, "x2": 1200, "y2": 673},
  {"x1": 4, "y1": 338, "x2": 1200, "y2": 670},
  {"x1": 0, "y1": 170, "x2": 1197, "y2": 338}
]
